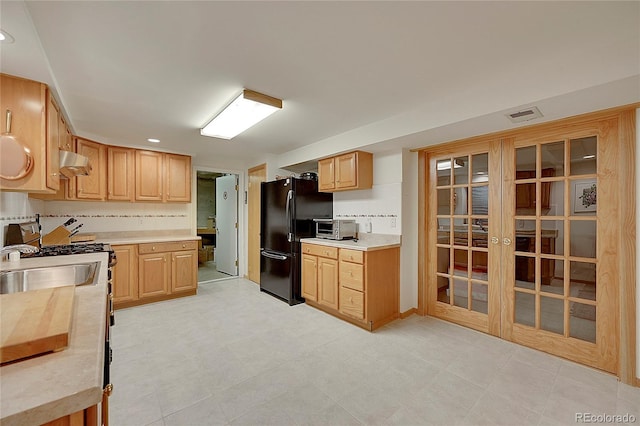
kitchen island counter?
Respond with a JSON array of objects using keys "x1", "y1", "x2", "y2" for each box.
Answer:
[
  {"x1": 0, "y1": 252, "x2": 109, "y2": 426},
  {"x1": 300, "y1": 233, "x2": 400, "y2": 251}
]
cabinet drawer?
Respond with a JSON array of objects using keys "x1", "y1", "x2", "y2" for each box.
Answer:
[
  {"x1": 138, "y1": 240, "x2": 198, "y2": 254},
  {"x1": 340, "y1": 287, "x2": 364, "y2": 320},
  {"x1": 302, "y1": 243, "x2": 338, "y2": 259},
  {"x1": 340, "y1": 261, "x2": 364, "y2": 291},
  {"x1": 339, "y1": 249, "x2": 363, "y2": 264}
]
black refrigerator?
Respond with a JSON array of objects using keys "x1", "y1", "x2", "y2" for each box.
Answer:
[{"x1": 260, "y1": 177, "x2": 333, "y2": 305}]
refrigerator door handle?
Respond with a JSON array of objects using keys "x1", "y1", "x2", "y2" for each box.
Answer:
[
  {"x1": 285, "y1": 189, "x2": 294, "y2": 242},
  {"x1": 260, "y1": 250, "x2": 288, "y2": 261}
]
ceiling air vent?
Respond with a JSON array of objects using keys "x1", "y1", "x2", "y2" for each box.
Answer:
[{"x1": 506, "y1": 106, "x2": 543, "y2": 123}]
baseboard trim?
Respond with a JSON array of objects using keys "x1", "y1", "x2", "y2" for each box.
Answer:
[{"x1": 400, "y1": 308, "x2": 417, "y2": 319}]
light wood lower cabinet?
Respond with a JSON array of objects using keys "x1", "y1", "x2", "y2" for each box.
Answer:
[
  {"x1": 138, "y1": 252, "x2": 170, "y2": 298},
  {"x1": 113, "y1": 240, "x2": 198, "y2": 309},
  {"x1": 112, "y1": 245, "x2": 138, "y2": 305},
  {"x1": 301, "y1": 243, "x2": 400, "y2": 331}
]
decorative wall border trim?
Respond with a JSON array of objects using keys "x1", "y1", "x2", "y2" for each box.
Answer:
[
  {"x1": 0, "y1": 215, "x2": 38, "y2": 221},
  {"x1": 41, "y1": 214, "x2": 188, "y2": 218},
  {"x1": 335, "y1": 214, "x2": 398, "y2": 218}
]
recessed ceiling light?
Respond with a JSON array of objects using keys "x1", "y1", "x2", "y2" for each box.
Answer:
[
  {"x1": 583, "y1": 154, "x2": 596, "y2": 159},
  {"x1": 147, "y1": 138, "x2": 160, "y2": 143},
  {"x1": 0, "y1": 29, "x2": 15, "y2": 43}
]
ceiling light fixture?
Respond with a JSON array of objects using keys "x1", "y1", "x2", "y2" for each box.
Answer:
[
  {"x1": 200, "y1": 89, "x2": 282, "y2": 139},
  {"x1": 0, "y1": 29, "x2": 15, "y2": 43},
  {"x1": 147, "y1": 138, "x2": 160, "y2": 143},
  {"x1": 437, "y1": 159, "x2": 464, "y2": 171}
]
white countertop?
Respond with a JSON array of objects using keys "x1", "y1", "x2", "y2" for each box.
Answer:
[
  {"x1": 96, "y1": 234, "x2": 200, "y2": 245},
  {"x1": 64, "y1": 230, "x2": 200, "y2": 246},
  {"x1": 300, "y1": 233, "x2": 401, "y2": 251},
  {"x1": 0, "y1": 252, "x2": 109, "y2": 426}
]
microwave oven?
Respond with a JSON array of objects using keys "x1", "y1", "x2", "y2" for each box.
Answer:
[{"x1": 314, "y1": 219, "x2": 357, "y2": 240}]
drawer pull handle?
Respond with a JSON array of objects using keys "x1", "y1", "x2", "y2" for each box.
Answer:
[
  {"x1": 349, "y1": 297, "x2": 353, "y2": 303},
  {"x1": 152, "y1": 246, "x2": 156, "y2": 251},
  {"x1": 182, "y1": 244, "x2": 186, "y2": 248}
]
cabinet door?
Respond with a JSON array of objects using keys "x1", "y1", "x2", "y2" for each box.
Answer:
[
  {"x1": 138, "y1": 253, "x2": 170, "y2": 298},
  {"x1": 301, "y1": 254, "x2": 318, "y2": 301},
  {"x1": 108, "y1": 146, "x2": 134, "y2": 201},
  {"x1": 112, "y1": 244, "x2": 138, "y2": 305},
  {"x1": 46, "y1": 93, "x2": 60, "y2": 191},
  {"x1": 135, "y1": 150, "x2": 163, "y2": 201},
  {"x1": 76, "y1": 138, "x2": 107, "y2": 200},
  {"x1": 171, "y1": 250, "x2": 197, "y2": 293},
  {"x1": 318, "y1": 257, "x2": 338, "y2": 309},
  {"x1": 165, "y1": 154, "x2": 191, "y2": 202},
  {"x1": 0, "y1": 75, "x2": 48, "y2": 192},
  {"x1": 318, "y1": 158, "x2": 335, "y2": 191},
  {"x1": 58, "y1": 114, "x2": 73, "y2": 151},
  {"x1": 335, "y1": 152, "x2": 357, "y2": 189}
]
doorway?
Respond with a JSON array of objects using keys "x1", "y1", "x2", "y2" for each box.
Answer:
[
  {"x1": 422, "y1": 114, "x2": 623, "y2": 374},
  {"x1": 196, "y1": 170, "x2": 239, "y2": 282}
]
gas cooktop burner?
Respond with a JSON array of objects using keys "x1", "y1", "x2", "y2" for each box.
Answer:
[{"x1": 22, "y1": 243, "x2": 112, "y2": 257}]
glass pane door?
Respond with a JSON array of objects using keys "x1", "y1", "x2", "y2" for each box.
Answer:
[
  {"x1": 428, "y1": 140, "x2": 502, "y2": 335},
  {"x1": 503, "y1": 126, "x2": 617, "y2": 373}
]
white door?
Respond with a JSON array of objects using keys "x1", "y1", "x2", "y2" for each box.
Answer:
[{"x1": 215, "y1": 174, "x2": 238, "y2": 276}]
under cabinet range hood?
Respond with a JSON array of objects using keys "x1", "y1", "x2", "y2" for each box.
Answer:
[{"x1": 59, "y1": 150, "x2": 92, "y2": 178}]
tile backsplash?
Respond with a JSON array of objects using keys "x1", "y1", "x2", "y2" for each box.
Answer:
[
  {"x1": 333, "y1": 182, "x2": 401, "y2": 235},
  {"x1": 1, "y1": 192, "x2": 191, "y2": 246}
]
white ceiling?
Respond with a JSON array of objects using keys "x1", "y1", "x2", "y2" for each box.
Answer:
[{"x1": 1, "y1": 1, "x2": 638, "y2": 170}]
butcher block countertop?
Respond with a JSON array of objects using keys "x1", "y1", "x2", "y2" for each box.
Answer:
[
  {"x1": 300, "y1": 233, "x2": 401, "y2": 251},
  {"x1": 0, "y1": 252, "x2": 109, "y2": 426}
]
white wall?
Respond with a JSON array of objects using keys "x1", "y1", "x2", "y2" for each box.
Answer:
[
  {"x1": 333, "y1": 151, "x2": 402, "y2": 235},
  {"x1": 401, "y1": 149, "x2": 419, "y2": 312}
]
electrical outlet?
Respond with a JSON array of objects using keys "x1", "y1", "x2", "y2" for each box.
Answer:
[{"x1": 390, "y1": 217, "x2": 397, "y2": 228}]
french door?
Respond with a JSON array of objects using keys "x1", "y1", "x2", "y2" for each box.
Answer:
[{"x1": 426, "y1": 117, "x2": 619, "y2": 373}]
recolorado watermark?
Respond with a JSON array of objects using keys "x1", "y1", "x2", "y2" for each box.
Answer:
[{"x1": 576, "y1": 413, "x2": 637, "y2": 423}]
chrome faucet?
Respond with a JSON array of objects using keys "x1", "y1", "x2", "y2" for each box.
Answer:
[{"x1": 1, "y1": 244, "x2": 40, "y2": 260}]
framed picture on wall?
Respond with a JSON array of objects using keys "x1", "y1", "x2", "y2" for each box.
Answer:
[{"x1": 573, "y1": 180, "x2": 597, "y2": 213}]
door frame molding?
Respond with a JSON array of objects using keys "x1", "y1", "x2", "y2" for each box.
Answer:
[
  {"x1": 416, "y1": 104, "x2": 638, "y2": 385},
  {"x1": 191, "y1": 166, "x2": 244, "y2": 277},
  {"x1": 247, "y1": 163, "x2": 266, "y2": 283}
]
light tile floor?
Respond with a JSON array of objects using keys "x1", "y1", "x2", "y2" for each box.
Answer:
[
  {"x1": 198, "y1": 261, "x2": 232, "y2": 282},
  {"x1": 111, "y1": 279, "x2": 640, "y2": 426}
]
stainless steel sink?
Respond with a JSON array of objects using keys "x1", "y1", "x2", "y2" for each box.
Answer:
[{"x1": 0, "y1": 262, "x2": 100, "y2": 294}]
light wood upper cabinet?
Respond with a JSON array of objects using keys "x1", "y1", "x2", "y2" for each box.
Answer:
[
  {"x1": 165, "y1": 153, "x2": 191, "y2": 202},
  {"x1": 108, "y1": 146, "x2": 134, "y2": 201},
  {"x1": 318, "y1": 151, "x2": 373, "y2": 192},
  {"x1": 135, "y1": 151, "x2": 191, "y2": 202},
  {"x1": 0, "y1": 74, "x2": 60, "y2": 193},
  {"x1": 46, "y1": 93, "x2": 61, "y2": 191},
  {"x1": 135, "y1": 150, "x2": 163, "y2": 201},
  {"x1": 318, "y1": 158, "x2": 335, "y2": 191},
  {"x1": 58, "y1": 113, "x2": 73, "y2": 152},
  {"x1": 76, "y1": 137, "x2": 107, "y2": 200}
]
